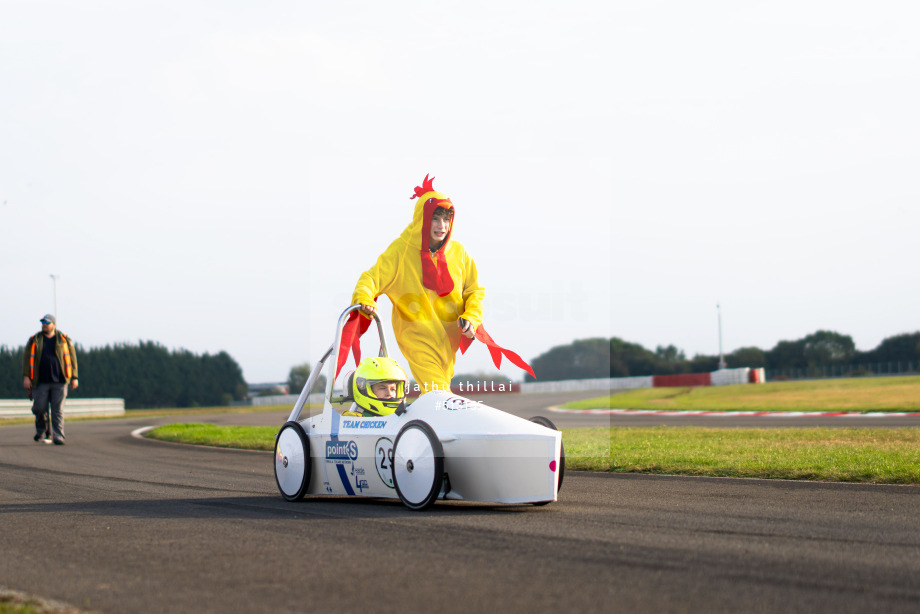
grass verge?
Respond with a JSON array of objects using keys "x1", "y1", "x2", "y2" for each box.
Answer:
[
  {"x1": 564, "y1": 426, "x2": 920, "y2": 484},
  {"x1": 562, "y1": 376, "x2": 920, "y2": 412},
  {"x1": 146, "y1": 423, "x2": 278, "y2": 451},
  {"x1": 0, "y1": 587, "x2": 81, "y2": 614},
  {"x1": 144, "y1": 424, "x2": 920, "y2": 484}
]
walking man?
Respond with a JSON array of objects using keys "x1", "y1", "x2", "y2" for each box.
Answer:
[{"x1": 22, "y1": 314, "x2": 79, "y2": 445}]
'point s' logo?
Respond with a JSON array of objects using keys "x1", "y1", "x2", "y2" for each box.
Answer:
[{"x1": 326, "y1": 440, "x2": 359, "y2": 461}]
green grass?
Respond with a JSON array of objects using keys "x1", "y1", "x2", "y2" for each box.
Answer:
[
  {"x1": 146, "y1": 423, "x2": 278, "y2": 451},
  {"x1": 564, "y1": 426, "x2": 920, "y2": 484},
  {"x1": 562, "y1": 376, "x2": 920, "y2": 412},
  {"x1": 0, "y1": 589, "x2": 66, "y2": 614},
  {"x1": 0, "y1": 602, "x2": 40, "y2": 614},
  {"x1": 144, "y1": 423, "x2": 920, "y2": 484}
]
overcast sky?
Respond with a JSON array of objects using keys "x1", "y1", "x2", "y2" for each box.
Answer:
[{"x1": 2, "y1": 1, "x2": 917, "y2": 385}]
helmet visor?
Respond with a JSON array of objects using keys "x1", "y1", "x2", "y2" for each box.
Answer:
[{"x1": 366, "y1": 379, "x2": 406, "y2": 402}]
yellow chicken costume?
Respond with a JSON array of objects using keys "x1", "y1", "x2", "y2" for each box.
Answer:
[{"x1": 337, "y1": 174, "x2": 534, "y2": 394}]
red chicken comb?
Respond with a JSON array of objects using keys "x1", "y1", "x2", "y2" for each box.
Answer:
[{"x1": 410, "y1": 174, "x2": 436, "y2": 199}]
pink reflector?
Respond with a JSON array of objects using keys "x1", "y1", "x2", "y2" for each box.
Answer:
[{"x1": 549, "y1": 460, "x2": 557, "y2": 472}]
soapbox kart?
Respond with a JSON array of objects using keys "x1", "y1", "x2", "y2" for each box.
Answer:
[{"x1": 273, "y1": 305, "x2": 564, "y2": 510}]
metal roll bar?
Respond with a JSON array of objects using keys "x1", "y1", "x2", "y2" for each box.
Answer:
[{"x1": 287, "y1": 305, "x2": 388, "y2": 423}]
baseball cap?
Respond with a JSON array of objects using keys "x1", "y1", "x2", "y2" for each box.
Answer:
[{"x1": 40, "y1": 314, "x2": 56, "y2": 324}]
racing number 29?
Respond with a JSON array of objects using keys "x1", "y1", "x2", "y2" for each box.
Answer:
[
  {"x1": 377, "y1": 445, "x2": 395, "y2": 470},
  {"x1": 375, "y1": 437, "x2": 396, "y2": 488}
]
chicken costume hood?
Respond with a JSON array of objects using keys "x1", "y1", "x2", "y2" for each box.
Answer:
[
  {"x1": 411, "y1": 174, "x2": 456, "y2": 296},
  {"x1": 340, "y1": 174, "x2": 534, "y2": 393}
]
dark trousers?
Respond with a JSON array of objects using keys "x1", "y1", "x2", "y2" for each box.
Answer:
[{"x1": 32, "y1": 382, "x2": 67, "y2": 440}]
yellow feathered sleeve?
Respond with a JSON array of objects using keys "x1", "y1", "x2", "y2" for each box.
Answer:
[
  {"x1": 458, "y1": 246, "x2": 485, "y2": 331},
  {"x1": 351, "y1": 238, "x2": 405, "y2": 310}
]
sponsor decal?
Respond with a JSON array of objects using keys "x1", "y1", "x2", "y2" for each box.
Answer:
[
  {"x1": 441, "y1": 397, "x2": 482, "y2": 411},
  {"x1": 325, "y1": 439, "x2": 359, "y2": 463},
  {"x1": 375, "y1": 437, "x2": 395, "y2": 488},
  {"x1": 342, "y1": 419, "x2": 387, "y2": 429},
  {"x1": 348, "y1": 464, "x2": 370, "y2": 492},
  {"x1": 334, "y1": 464, "x2": 355, "y2": 495}
]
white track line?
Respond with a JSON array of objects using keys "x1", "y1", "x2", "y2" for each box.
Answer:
[{"x1": 549, "y1": 408, "x2": 920, "y2": 417}]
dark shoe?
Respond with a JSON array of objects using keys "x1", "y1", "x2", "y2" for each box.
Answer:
[
  {"x1": 34, "y1": 433, "x2": 42, "y2": 442},
  {"x1": 53, "y1": 438, "x2": 65, "y2": 445}
]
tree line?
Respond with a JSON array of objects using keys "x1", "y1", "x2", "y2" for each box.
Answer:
[
  {"x1": 0, "y1": 341, "x2": 248, "y2": 409},
  {"x1": 6, "y1": 330, "x2": 916, "y2": 403},
  {"x1": 524, "y1": 330, "x2": 920, "y2": 382}
]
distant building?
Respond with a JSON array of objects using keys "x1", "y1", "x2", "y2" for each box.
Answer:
[{"x1": 248, "y1": 382, "x2": 289, "y2": 398}]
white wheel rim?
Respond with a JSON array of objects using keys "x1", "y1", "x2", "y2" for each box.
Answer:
[
  {"x1": 275, "y1": 427, "x2": 306, "y2": 497},
  {"x1": 394, "y1": 427, "x2": 437, "y2": 504}
]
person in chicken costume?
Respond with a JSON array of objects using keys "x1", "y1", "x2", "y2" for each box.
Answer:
[{"x1": 337, "y1": 174, "x2": 534, "y2": 394}]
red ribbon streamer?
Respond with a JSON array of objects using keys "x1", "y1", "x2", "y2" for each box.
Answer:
[
  {"x1": 337, "y1": 312, "x2": 537, "y2": 382},
  {"x1": 335, "y1": 311, "x2": 373, "y2": 379},
  {"x1": 460, "y1": 325, "x2": 536, "y2": 380}
]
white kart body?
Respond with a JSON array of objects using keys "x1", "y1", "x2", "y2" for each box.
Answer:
[
  {"x1": 274, "y1": 306, "x2": 563, "y2": 508},
  {"x1": 300, "y1": 390, "x2": 561, "y2": 504}
]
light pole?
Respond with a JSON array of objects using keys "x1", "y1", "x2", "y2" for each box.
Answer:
[
  {"x1": 50, "y1": 274, "x2": 60, "y2": 320},
  {"x1": 717, "y1": 302, "x2": 724, "y2": 369}
]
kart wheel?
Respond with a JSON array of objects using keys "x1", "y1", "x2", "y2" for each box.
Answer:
[
  {"x1": 274, "y1": 421, "x2": 311, "y2": 502},
  {"x1": 393, "y1": 420, "x2": 444, "y2": 511},
  {"x1": 530, "y1": 415, "x2": 565, "y2": 494}
]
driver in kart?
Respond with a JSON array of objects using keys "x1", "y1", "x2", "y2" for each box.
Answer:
[{"x1": 342, "y1": 357, "x2": 409, "y2": 417}]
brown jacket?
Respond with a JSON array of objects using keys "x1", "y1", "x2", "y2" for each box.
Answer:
[{"x1": 22, "y1": 330, "x2": 79, "y2": 386}]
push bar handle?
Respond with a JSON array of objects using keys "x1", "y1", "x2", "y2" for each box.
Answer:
[
  {"x1": 323, "y1": 305, "x2": 389, "y2": 405},
  {"x1": 286, "y1": 305, "x2": 391, "y2": 424}
]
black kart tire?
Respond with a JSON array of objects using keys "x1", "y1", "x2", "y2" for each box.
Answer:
[
  {"x1": 274, "y1": 421, "x2": 311, "y2": 502},
  {"x1": 392, "y1": 420, "x2": 444, "y2": 511},
  {"x1": 529, "y1": 415, "x2": 565, "y2": 501}
]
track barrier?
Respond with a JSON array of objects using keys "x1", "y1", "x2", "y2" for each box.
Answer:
[
  {"x1": 520, "y1": 368, "x2": 766, "y2": 394},
  {"x1": 0, "y1": 398, "x2": 125, "y2": 419}
]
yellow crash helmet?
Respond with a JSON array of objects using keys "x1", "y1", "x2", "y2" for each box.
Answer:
[{"x1": 351, "y1": 357, "x2": 409, "y2": 416}]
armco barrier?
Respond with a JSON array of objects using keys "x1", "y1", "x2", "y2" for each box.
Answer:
[
  {"x1": 0, "y1": 398, "x2": 125, "y2": 419},
  {"x1": 252, "y1": 393, "x2": 324, "y2": 406},
  {"x1": 711, "y1": 368, "x2": 754, "y2": 386},
  {"x1": 519, "y1": 368, "x2": 763, "y2": 394},
  {"x1": 256, "y1": 368, "x2": 765, "y2": 404},
  {"x1": 520, "y1": 377, "x2": 652, "y2": 394},
  {"x1": 653, "y1": 373, "x2": 712, "y2": 387}
]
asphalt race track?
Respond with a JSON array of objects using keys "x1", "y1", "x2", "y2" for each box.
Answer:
[{"x1": 1, "y1": 392, "x2": 919, "y2": 613}]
